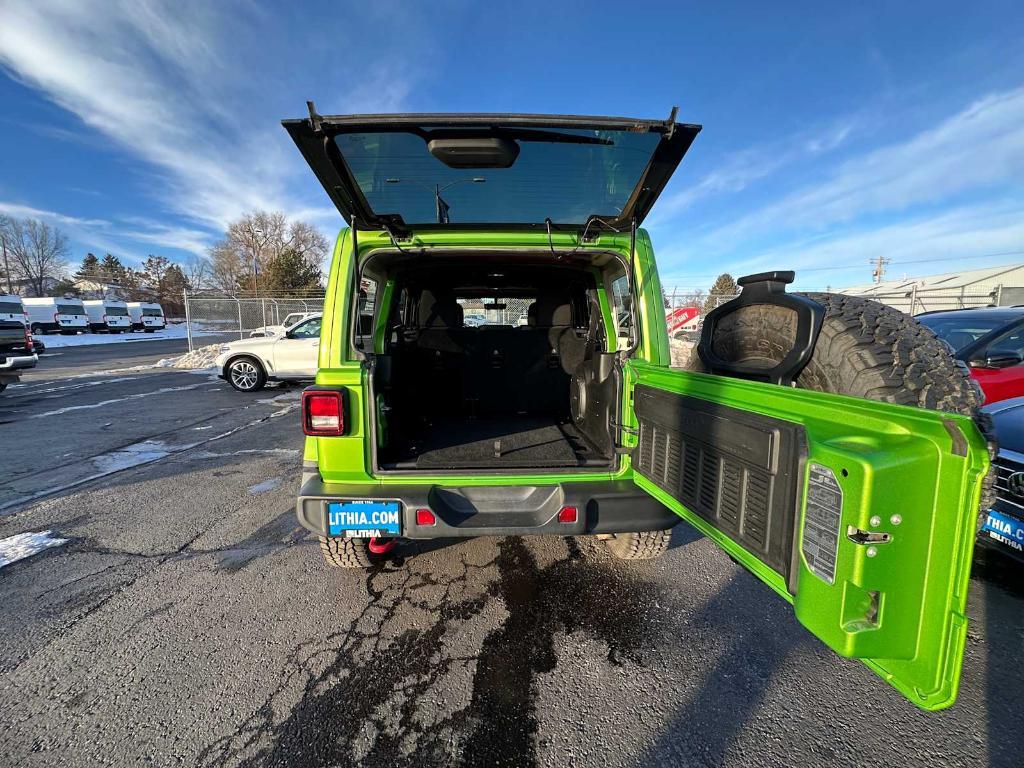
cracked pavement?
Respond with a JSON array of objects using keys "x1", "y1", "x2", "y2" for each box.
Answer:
[{"x1": 1, "y1": 342, "x2": 1022, "y2": 767}]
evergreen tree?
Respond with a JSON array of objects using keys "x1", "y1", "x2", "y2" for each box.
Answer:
[
  {"x1": 264, "y1": 248, "x2": 323, "y2": 292},
  {"x1": 703, "y1": 273, "x2": 739, "y2": 314},
  {"x1": 141, "y1": 255, "x2": 171, "y2": 296},
  {"x1": 100, "y1": 253, "x2": 127, "y2": 285},
  {"x1": 78, "y1": 252, "x2": 100, "y2": 278},
  {"x1": 161, "y1": 264, "x2": 189, "y2": 315}
]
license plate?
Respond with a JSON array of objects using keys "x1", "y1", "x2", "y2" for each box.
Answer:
[
  {"x1": 981, "y1": 509, "x2": 1024, "y2": 554},
  {"x1": 327, "y1": 500, "x2": 402, "y2": 538}
]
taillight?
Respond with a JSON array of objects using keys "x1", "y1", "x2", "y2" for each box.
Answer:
[
  {"x1": 53, "y1": 311, "x2": 59, "y2": 324},
  {"x1": 24, "y1": 328, "x2": 33, "y2": 352},
  {"x1": 302, "y1": 390, "x2": 345, "y2": 436},
  {"x1": 558, "y1": 506, "x2": 579, "y2": 524}
]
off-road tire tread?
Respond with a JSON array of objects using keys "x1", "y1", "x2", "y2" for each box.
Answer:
[
  {"x1": 319, "y1": 536, "x2": 375, "y2": 568},
  {"x1": 606, "y1": 530, "x2": 673, "y2": 560},
  {"x1": 687, "y1": 292, "x2": 996, "y2": 514}
]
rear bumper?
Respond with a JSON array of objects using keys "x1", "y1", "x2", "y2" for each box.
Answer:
[
  {"x1": 0, "y1": 353, "x2": 37, "y2": 372},
  {"x1": 296, "y1": 474, "x2": 680, "y2": 538}
]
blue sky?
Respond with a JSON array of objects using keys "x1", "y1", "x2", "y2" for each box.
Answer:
[{"x1": 1, "y1": 0, "x2": 1022, "y2": 291}]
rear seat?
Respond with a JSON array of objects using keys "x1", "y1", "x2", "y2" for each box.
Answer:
[
  {"x1": 414, "y1": 291, "x2": 470, "y2": 413},
  {"x1": 410, "y1": 291, "x2": 579, "y2": 418}
]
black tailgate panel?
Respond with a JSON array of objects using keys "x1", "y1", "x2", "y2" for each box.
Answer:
[{"x1": 632, "y1": 384, "x2": 805, "y2": 583}]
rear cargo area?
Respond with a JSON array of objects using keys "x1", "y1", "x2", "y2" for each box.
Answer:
[{"x1": 370, "y1": 259, "x2": 620, "y2": 472}]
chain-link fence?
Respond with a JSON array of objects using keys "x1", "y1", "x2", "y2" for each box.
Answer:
[
  {"x1": 184, "y1": 283, "x2": 1019, "y2": 350},
  {"x1": 183, "y1": 291, "x2": 326, "y2": 351},
  {"x1": 661, "y1": 284, "x2": 1016, "y2": 339}
]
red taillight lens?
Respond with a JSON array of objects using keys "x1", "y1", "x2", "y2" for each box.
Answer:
[
  {"x1": 416, "y1": 508, "x2": 436, "y2": 526},
  {"x1": 558, "y1": 506, "x2": 578, "y2": 524},
  {"x1": 53, "y1": 311, "x2": 59, "y2": 323},
  {"x1": 24, "y1": 328, "x2": 33, "y2": 351},
  {"x1": 302, "y1": 390, "x2": 345, "y2": 436}
]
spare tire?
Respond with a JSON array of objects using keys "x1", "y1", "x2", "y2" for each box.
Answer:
[{"x1": 687, "y1": 292, "x2": 996, "y2": 513}]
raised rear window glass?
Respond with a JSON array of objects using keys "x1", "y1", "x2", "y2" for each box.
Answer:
[
  {"x1": 0, "y1": 301, "x2": 22, "y2": 313},
  {"x1": 106, "y1": 306, "x2": 129, "y2": 316},
  {"x1": 142, "y1": 308, "x2": 163, "y2": 317},
  {"x1": 57, "y1": 303, "x2": 82, "y2": 314},
  {"x1": 333, "y1": 128, "x2": 661, "y2": 226}
]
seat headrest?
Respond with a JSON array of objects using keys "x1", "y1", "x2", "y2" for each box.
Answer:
[
  {"x1": 418, "y1": 291, "x2": 464, "y2": 328},
  {"x1": 531, "y1": 294, "x2": 572, "y2": 327}
]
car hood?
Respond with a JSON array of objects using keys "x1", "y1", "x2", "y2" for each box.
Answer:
[
  {"x1": 983, "y1": 396, "x2": 1024, "y2": 454},
  {"x1": 223, "y1": 337, "x2": 274, "y2": 353}
]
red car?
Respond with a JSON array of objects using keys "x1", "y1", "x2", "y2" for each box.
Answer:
[{"x1": 918, "y1": 306, "x2": 1024, "y2": 404}]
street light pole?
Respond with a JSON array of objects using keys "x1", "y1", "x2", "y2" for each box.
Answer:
[{"x1": 385, "y1": 177, "x2": 485, "y2": 224}]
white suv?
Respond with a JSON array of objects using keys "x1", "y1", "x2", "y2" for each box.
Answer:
[
  {"x1": 216, "y1": 314, "x2": 322, "y2": 391},
  {"x1": 248, "y1": 311, "x2": 317, "y2": 338}
]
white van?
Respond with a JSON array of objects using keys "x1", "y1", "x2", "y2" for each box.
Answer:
[
  {"x1": 83, "y1": 299, "x2": 132, "y2": 333},
  {"x1": 0, "y1": 294, "x2": 28, "y2": 327},
  {"x1": 23, "y1": 297, "x2": 89, "y2": 334},
  {"x1": 126, "y1": 301, "x2": 166, "y2": 332}
]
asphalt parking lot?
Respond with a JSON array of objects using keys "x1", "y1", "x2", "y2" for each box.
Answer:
[{"x1": 1, "y1": 341, "x2": 1022, "y2": 767}]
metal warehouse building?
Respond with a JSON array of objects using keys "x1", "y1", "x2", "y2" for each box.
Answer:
[{"x1": 836, "y1": 263, "x2": 1024, "y2": 315}]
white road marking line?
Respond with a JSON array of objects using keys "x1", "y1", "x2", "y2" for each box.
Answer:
[{"x1": 30, "y1": 383, "x2": 208, "y2": 418}]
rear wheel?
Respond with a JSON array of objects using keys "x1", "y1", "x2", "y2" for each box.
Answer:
[
  {"x1": 688, "y1": 292, "x2": 996, "y2": 509},
  {"x1": 319, "y1": 536, "x2": 392, "y2": 568},
  {"x1": 226, "y1": 356, "x2": 266, "y2": 392},
  {"x1": 605, "y1": 530, "x2": 673, "y2": 560},
  {"x1": 31, "y1": 324, "x2": 45, "y2": 335}
]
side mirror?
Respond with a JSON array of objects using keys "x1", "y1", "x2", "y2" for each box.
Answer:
[{"x1": 970, "y1": 352, "x2": 1023, "y2": 369}]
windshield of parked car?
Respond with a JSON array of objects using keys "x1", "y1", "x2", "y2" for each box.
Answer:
[
  {"x1": 334, "y1": 127, "x2": 661, "y2": 225},
  {"x1": 289, "y1": 317, "x2": 322, "y2": 338},
  {"x1": 917, "y1": 314, "x2": 1013, "y2": 352}
]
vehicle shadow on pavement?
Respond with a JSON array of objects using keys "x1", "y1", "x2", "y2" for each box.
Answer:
[
  {"x1": 635, "y1": 573, "x2": 809, "y2": 767},
  {"x1": 972, "y1": 550, "x2": 1024, "y2": 768}
]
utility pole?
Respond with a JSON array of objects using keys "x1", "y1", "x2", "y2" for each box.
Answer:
[
  {"x1": 870, "y1": 255, "x2": 891, "y2": 284},
  {"x1": 1, "y1": 233, "x2": 12, "y2": 294}
]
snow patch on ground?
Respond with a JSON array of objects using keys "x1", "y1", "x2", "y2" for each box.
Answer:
[
  {"x1": 37, "y1": 323, "x2": 219, "y2": 348},
  {"x1": 255, "y1": 390, "x2": 302, "y2": 418},
  {"x1": 247, "y1": 477, "x2": 283, "y2": 494},
  {"x1": 91, "y1": 440, "x2": 178, "y2": 473},
  {"x1": 0, "y1": 530, "x2": 69, "y2": 569},
  {"x1": 166, "y1": 343, "x2": 222, "y2": 370}
]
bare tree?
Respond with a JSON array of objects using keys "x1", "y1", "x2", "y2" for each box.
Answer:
[
  {"x1": 4, "y1": 218, "x2": 70, "y2": 296},
  {"x1": 184, "y1": 256, "x2": 212, "y2": 291},
  {"x1": 209, "y1": 210, "x2": 328, "y2": 294}
]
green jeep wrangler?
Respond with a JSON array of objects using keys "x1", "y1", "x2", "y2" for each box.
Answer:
[{"x1": 285, "y1": 108, "x2": 991, "y2": 710}]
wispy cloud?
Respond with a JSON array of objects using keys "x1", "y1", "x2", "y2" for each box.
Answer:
[
  {"x1": 0, "y1": 0, "x2": 422, "y2": 254},
  {"x1": 725, "y1": 200, "x2": 1024, "y2": 284},
  {"x1": 0, "y1": 201, "x2": 109, "y2": 229},
  {"x1": 655, "y1": 86, "x2": 1024, "y2": 287},
  {"x1": 651, "y1": 119, "x2": 858, "y2": 220},
  {"x1": 694, "y1": 87, "x2": 1024, "y2": 248}
]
